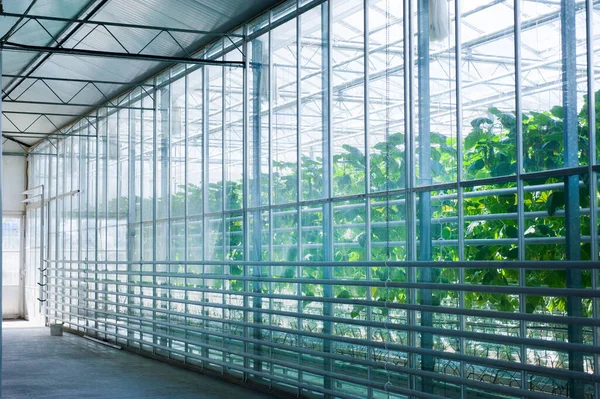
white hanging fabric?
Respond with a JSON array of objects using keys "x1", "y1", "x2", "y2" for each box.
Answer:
[{"x1": 429, "y1": 0, "x2": 450, "y2": 42}]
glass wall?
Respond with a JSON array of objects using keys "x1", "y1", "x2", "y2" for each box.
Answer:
[{"x1": 28, "y1": 0, "x2": 600, "y2": 398}]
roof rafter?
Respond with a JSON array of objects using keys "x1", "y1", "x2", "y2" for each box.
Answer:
[{"x1": 2, "y1": 42, "x2": 245, "y2": 67}]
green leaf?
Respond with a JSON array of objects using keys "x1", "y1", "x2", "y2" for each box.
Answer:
[
  {"x1": 490, "y1": 161, "x2": 510, "y2": 177},
  {"x1": 430, "y1": 131, "x2": 446, "y2": 145},
  {"x1": 471, "y1": 117, "x2": 493, "y2": 128},
  {"x1": 283, "y1": 267, "x2": 295, "y2": 278},
  {"x1": 338, "y1": 174, "x2": 351, "y2": 189},
  {"x1": 546, "y1": 191, "x2": 565, "y2": 216},
  {"x1": 504, "y1": 225, "x2": 518, "y2": 238},
  {"x1": 350, "y1": 306, "x2": 365, "y2": 319},
  {"x1": 387, "y1": 133, "x2": 404, "y2": 146},
  {"x1": 488, "y1": 107, "x2": 501, "y2": 116},
  {"x1": 337, "y1": 290, "x2": 351, "y2": 299},
  {"x1": 550, "y1": 105, "x2": 563, "y2": 119},
  {"x1": 464, "y1": 130, "x2": 486, "y2": 150},
  {"x1": 342, "y1": 144, "x2": 363, "y2": 158},
  {"x1": 467, "y1": 159, "x2": 485, "y2": 173},
  {"x1": 430, "y1": 160, "x2": 446, "y2": 176}
]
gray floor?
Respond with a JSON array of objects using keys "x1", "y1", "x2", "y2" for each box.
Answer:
[{"x1": 2, "y1": 320, "x2": 273, "y2": 399}]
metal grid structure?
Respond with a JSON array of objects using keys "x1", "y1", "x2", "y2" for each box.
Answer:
[{"x1": 9, "y1": 0, "x2": 600, "y2": 398}]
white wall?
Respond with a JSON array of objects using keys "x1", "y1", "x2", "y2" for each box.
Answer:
[
  {"x1": 2, "y1": 142, "x2": 27, "y2": 319},
  {"x1": 2, "y1": 142, "x2": 26, "y2": 214}
]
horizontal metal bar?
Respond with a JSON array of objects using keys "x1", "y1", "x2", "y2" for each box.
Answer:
[
  {"x1": 2, "y1": 151, "x2": 27, "y2": 156},
  {"x1": 21, "y1": 152, "x2": 57, "y2": 156},
  {"x1": 44, "y1": 259, "x2": 600, "y2": 270},
  {"x1": 21, "y1": 195, "x2": 41, "y2": 203},
  {"x1": 3, "y1": 42, "x2": 246, "y2": 67},
  {"x1": 46, "y1": 271, "x2": 600, "y2": 299},
  {"x1": 0, "y1": 12, "x2": 245, "y2": 38},
  {"x1": 3, "y1": 99, "x2": 153, "y2": 110},
  {"x1": 22, "y1": 185, "x2": 43, "y2": 194},
  {"x1": 520, "y1": 166, "x2": 591, "y2": 180},
  {"x1": 46, "y1": 189, "x2": 80, "y2": 202},
  {"x1": 3, "y1": 110, "x2": 99, "y2": 118},
  {"x1": 3, "y1": 131, "x2": 96, "y2": 138},
  {"x1": 1, "y1": 74, "x2": 153, "y2": 87}
]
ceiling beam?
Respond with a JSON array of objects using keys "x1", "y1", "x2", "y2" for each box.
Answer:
[
  {"x1": 3, "y1": 110, "x2": 98, "y2": 118},
  {"x1": 3, "y1": 99, "x2": 153, "y2": 110},
  {"x1": 2, "y1": 73, "x2": 154, "y2": 87},
  {"x1": 2, "y1": 131, "x2": 95, "y2": 138},
  {"x1": 0, "y1": 12, "x2": 245, "y2": 38},
  {"x1": 3, "y1": 42, "x2": 245, "y2": 67}
]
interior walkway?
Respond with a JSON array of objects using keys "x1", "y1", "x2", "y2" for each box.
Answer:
[{"x1": 1, "y1": 320, "x2": 273, "y2": 399}]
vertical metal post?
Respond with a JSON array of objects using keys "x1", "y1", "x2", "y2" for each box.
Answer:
[
  {"x1": 161, "y1": 75, "x2": 171, "y2": 351},
  {"x1": 405, "y1": 0, "x2": 418, "y2": 390},
  {"x1": 250, "y1": 36, "x2": 264, "y2": 375},
  {"x1": 322, "y1": 1, "x2": 334, "y2": 395},
  {"x1": 584, "y1": 0, "x2": 598, "y2": 396},
  {"x1": 128, "y1": 98, "x2": 136, "y2": 346},
  {"x1": 417, "y1": 0, "x2": 434, "y2": 392},
  {"x1": 152, "y1": 79, "x2": 158, "y2": 353},
  {"x1": 241, "y1": 24, "x2": 250, "y2": 378},
  {"x1": 94, "y1": 109, "x2": 99, "y2": 335},
  {"x1": 201, "y1": 64, "x2": 210, "y2": 365},
  {"x1": 454, "y1": 2, "x2": 466, "y2": 398},
  {"x1": 514, "y1": 0, "x2": 527, "y2": 392},
  {"x1": 295, "y1": 1, "x2": 303, "y2": 390},
  {"x1": 267, "y1": 11, "x2": 275, "y2": 384},
  {"x1": 221, "y1": 46, "x2": 228, "y2": 368},
  {"x1": 561, "y1": 1, "x2": 583, "y2": 397},
  {"x1": 183, "y1": 69, "x2": 190, "y2": 361},
  {"x1": 363, "y1": 1, "x2": 373, "y2": 397}
]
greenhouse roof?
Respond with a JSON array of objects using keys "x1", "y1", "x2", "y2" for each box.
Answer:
[{"x1": 0, "y1": 0, "x2": 280, "y2": 147}]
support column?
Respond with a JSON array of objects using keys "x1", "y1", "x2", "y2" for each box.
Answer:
[
  {"x1": 417, "y1": 0, "x2": 434, "y2": 393},
  {"x1": 561, "y1": 1, "x2": 584, "y2": 397},
  {"x1": 322, "y1": 2, "x2": 334, "y2": 396},
  {"x1": 251, "y1": 36, "x2": 264, "y2": 375}
]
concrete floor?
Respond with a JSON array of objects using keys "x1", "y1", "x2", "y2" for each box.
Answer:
[{"x1": 2, "y1": 320, "x2": 273, "y2": 399}]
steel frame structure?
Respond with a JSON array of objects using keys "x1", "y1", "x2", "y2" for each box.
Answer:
[
  {"x1": 0, "y1": 0, "x2": 245, "y2": 145},
  {"x1": 17, "y1": 1, "x2": 600, "y2": 399}
]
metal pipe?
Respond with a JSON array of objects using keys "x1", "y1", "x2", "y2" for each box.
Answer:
[
  {"x1": 43, "y1": 258, "x2": 600, "y2": 270},
  {"x1": 3, "y1": 42, "x2": 246, "y2": 67},
  {"x1": 1, "y1": 74, "x2": 154, "y2": 87}
]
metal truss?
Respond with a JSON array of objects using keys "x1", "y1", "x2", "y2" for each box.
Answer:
[
  {"x1": 2, "y1": 110, "x2": 97, "y2": 137},
  {"x1": 0, "y1": 3, "x2": 247, "y2": 145},
  {"x1": 0, "y1": 11, "x2": 246, "y2": 67},
  {"x1": 1, "y1": 73, "x2": 155, "y2": 110}
]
